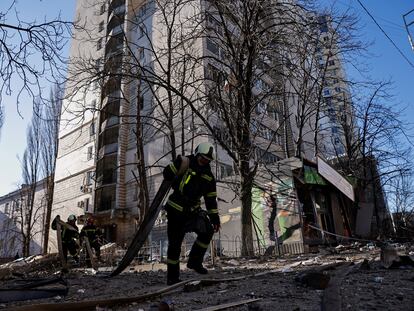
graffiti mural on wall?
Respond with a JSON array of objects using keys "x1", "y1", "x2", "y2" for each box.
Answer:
[{"x1": 252, "y1": 176, "x2": 302, "y2": 249}]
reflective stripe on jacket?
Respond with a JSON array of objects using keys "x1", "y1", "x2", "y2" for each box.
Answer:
[{"x1": 163, "y1": 154, "x2": 218, "y2": 215}]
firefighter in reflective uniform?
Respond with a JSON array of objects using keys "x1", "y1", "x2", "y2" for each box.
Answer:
[
  {"x1": 52, "y1": 214, "x2": 80, "y2": 262},
  {"x1": 80, "y1": 217, "x2": 102, "y2": 266},
  {"x1": 163, "y1": 142, "x2": 220, "y2": 285}
]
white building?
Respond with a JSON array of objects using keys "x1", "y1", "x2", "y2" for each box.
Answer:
[
  {"x1": 51, "y1": 0, "x2": 352, "y2": 254},
  {"x1": 0, "y1": 179, "x2": 48, "y2": 258}
]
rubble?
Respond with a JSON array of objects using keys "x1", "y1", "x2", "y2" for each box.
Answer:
[{"x1": 1, "y1": 243, "x2": 413, "y2": 310}]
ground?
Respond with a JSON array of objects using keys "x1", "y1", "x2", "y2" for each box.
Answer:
[{"x1": 1, "y1": 246, "x2": 413, "y2": 311}]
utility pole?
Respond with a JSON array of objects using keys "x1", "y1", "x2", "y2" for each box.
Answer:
[{"x1": 403, "y1": 9, "x2": 414, "y2": 51}]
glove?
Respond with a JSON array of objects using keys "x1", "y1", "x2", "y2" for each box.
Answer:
[{"x1": 209, "y1": 214, "x2": 221, "y2": 232}]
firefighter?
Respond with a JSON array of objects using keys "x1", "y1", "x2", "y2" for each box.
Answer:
[
  {"x1": 80, "y1": 217, "x2": 103, "y2": 266},
  {"x1": 52, "y1": 214, "x2": 80, "y2": 262},
  {"x1": 163, "y1": 142, "x2": 221, "y2": 285}
]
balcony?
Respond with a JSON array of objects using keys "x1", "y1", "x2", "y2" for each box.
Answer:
[
  {"x1": 96, "y1": 170, "x2": 117, "y2": 187},
  {"x1": 105, "y1": 33, "x2": 124, "y2": 56},
  {"x1": 108, "y1": 24, "x2": 124, "y2": 37},
  {"x1": 108, "y1": 0, "x2": 125, "y2": 17},
  {"x1": 101, "y1": 116, "x2": 120, "y2": 131},
  {"x1": 102, "y1": 90, "x2": 121, "y2": 108},
  {"x1": 98, "y1": 142, "x2": 118, "y2": 159},
  {"x1": 95, "y1": 184, "x2": 116, "y2": 212},
  {"x1": 102, "y1": 77, "x2": 121, "y2": 99},
  {"x1": 108, "y1": 9, "x2": 125, "y2": 33}
]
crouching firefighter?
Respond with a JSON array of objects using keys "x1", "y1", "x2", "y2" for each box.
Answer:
[{"x1": 163, "y1": 142, "x2": 221, "y2": 285}]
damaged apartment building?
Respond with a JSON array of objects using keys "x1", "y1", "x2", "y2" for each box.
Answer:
[{"x1": 47, "y1": 0, "x2": 390, "y2": 256}]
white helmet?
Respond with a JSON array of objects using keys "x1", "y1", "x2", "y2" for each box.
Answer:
[{"x1": 195, "y1": 142, "x2": 215, "y2": 161}]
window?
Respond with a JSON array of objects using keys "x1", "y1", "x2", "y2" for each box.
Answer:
[
  {"x1": 328, "y1": 60, "x2": 335, "y2": 66},
  {"x1": 323, "y1": 88, "x2": 331, "y2": 97},
  {"x1": 97, "y1": 38, "x2": 103, "y2": 50},
  {"x1": 89, "y1": 122, "x2": 96, "y2": 136},
  {"x1": 86, "y1": 171, "x2": 94, "y2": 186},
  {"x1": 276, "y1": 133, "x2": 283, "y2": 145},
  {"x1": 255, "y1": 102, "x2": 268, "y2": 115},
  {"x1": 139, "y1": 48, "x2": 145, "y2": 60},
  {"x1": 88, "y1": 99, "x2": 97, "y2": 109},
  {"x1": 100, "y1": 3, "x2": 106, "y2": 15},
  {"x1": 255, "y1": 148, "x2": 279, "y2": 164},
  {"x1": 5, "y1": 203, "x2": 9, "y2": 214},
  {"x1": 334, "y1": 87, "x2": 341, "y2": 93},
  {"x1": 137, "y1": 94, "x2": 144, "y2": 110},
  {"x1": 87, "y1": 146, "x2": 93, "y2": 160},
  {"x1": 332, "y1": 127, "x2": 338, "y2": 134},
  {"x1": 206, "y1": 38, "x2": 219, "y2": 55},
  {"x1": 85, "y1": 198, "x2": 90, "y2": 212},
  {"x1": 95, "y1": 58, "x2": 101, "y2": 72},
  {"x1": 99, "y1": 21, "x2": 104, "y2": 32},
  {"x1": 138, "y1": 25, "x2": 145, "y2": 38},
  {"x1": 219, "y1": 163, "x2": 233, "y2": 179}
]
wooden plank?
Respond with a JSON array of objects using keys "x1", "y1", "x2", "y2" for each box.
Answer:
[
  {"x1": 84, "y1": 237, "x2": 96, "y2": 269},
  {"x1": 195, "y1": 298, "x2": 262, "y2": 311},
  {"x1": 55, "y1": 216, "x2": 67, "y2": 271}
]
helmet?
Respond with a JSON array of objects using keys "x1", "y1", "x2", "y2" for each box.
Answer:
[
  {"x1": 195, "y1": 142, "x2": 215, "y2": 161},
  {"x1": 68, "y1": 214, "x2": 77, "y2": 222}
]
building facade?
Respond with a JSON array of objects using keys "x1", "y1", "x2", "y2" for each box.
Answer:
[
  {"x1": 51, "y1": 0, "x2": 369, "y2": 255},
  {"x1": 0, "y1": 179, "x2": 48, "y2": 258}
]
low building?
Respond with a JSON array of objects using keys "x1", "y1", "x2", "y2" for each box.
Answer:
[{"x1": 0, "y1": 179, "x2": 48, "y2": 258}]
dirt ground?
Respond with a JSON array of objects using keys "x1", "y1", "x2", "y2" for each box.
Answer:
[{"x1": 1, "y1": 247, "x2": 414, "y2": 311}]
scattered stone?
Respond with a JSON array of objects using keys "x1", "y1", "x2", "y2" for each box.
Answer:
[
  {"x1": 360, "y1": 259, "x2": 371, "y2": 270},
  {"x1": 295, "y1": 271, "x2": 331, "y2": 289},
  {"x1": 184, "y1": 280, "x2": 202, "y2": 292},
  {"x1": 373, "y1": 276, "x2": 384, "y2": 283}
]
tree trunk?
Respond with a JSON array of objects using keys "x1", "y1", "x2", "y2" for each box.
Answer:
[
  {"x1": 42, "y1": 177, "x2": 55, "y2": 254},
  {"x1": 240, "y1": 159, "x2": 254, "y2": 256}
]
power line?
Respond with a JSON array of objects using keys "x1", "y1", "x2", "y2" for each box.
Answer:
[
  {"x1": 355, "y1": 0, "x2": 414, "y2": 69},
  {"x1": 337, "y1": 0, "x2": 405, "y2": 30}
]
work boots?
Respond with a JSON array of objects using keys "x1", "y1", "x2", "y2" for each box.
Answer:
[
  {"x1": 187, "y1": 242, "x2": 209, "y2": 274},
  {"x1": 167, "y1": 263, "x2": 181, "y2": 285},
  {"x1": 186, "y1": 261, "x2": 208, "y2": 274}
]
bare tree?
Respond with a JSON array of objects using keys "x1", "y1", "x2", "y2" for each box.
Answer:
[
  {"x1": 0, "y1": 0, "x2": 73, "y2": 115},
  {"x1": 0, "y1": 104, "x2": 4, "y2": 138},
  {"x1": 40, "y1": 84, "x2": 63, "y2": 254},
  {"x1": 388, "y1": 170, "x2": 414, "y2": 237},
  {"x1": 19, "y1": 103, "x2": 43, "y2": 256}
]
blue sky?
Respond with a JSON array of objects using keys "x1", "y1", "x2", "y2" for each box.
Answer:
[
  {"x1": 0, "y1": 0, "x2": 413, "y2": 196},
  {"x1": 0, "y1": 0, "x2": 76, "y2": 196}
]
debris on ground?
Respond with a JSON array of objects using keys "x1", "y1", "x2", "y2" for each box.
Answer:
[{"x1": 0, "y1": 242, "x2": 413, "y2": 310}]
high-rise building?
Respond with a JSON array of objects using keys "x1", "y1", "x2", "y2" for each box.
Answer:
[{"x1": 50, "y1": 0, "x2": 357, "y2": 253}]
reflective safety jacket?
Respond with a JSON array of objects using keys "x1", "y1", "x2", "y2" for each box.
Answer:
[
  {"x1": 163, "y1": 155, "x2": 219, "y2": 225},
  {"x1": 62, "y1": 224, "x2": 79, "y2": 244},
  {"x1": 51, "y1": 217, "x2": 79, "y2": 244},
  {"x1": 80, "y1": 224, "x2": 102, "y2": 244}
]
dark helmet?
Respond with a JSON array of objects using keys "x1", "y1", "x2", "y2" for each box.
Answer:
[
  {"x1": 195, "y1": 142, "x2": 215, "y2": 161},
  {"x1": 68, "y1": 214, "x2": 77, "y2": 222}
]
